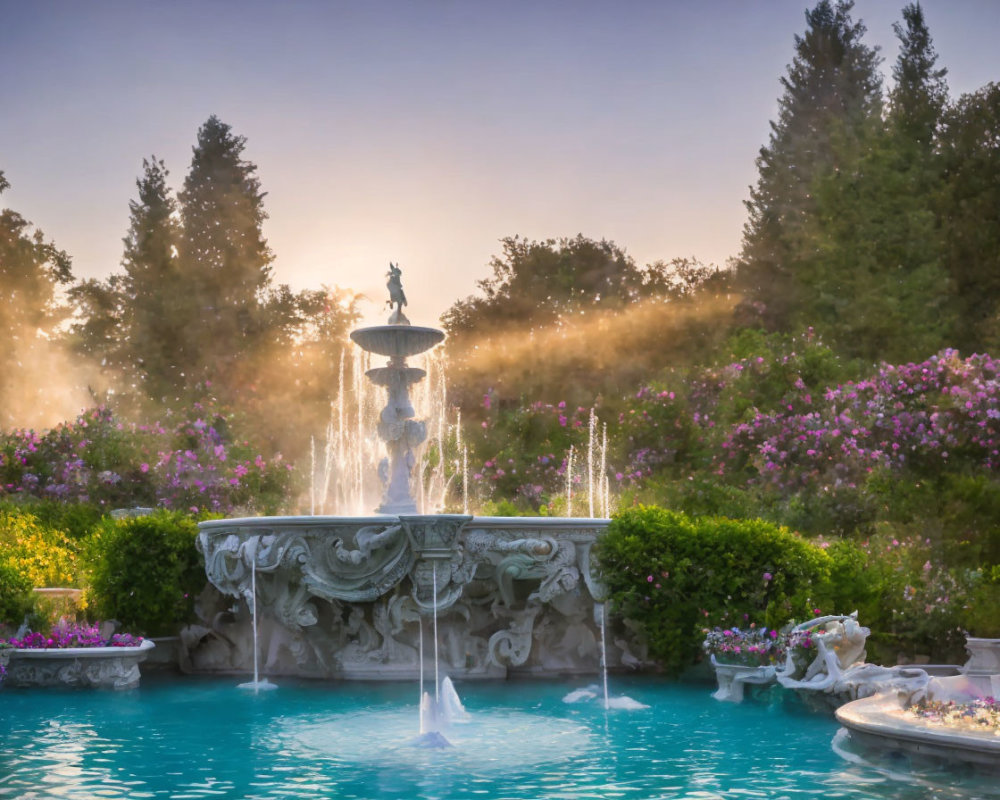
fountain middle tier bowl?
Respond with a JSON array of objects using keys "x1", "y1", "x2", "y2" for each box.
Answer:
[
  {"x1": 350, "y1": 325, "x2": 445, "y2": 358},
  {"x1": 365, "y1": 366, "x2": 426, "y2": 387}
]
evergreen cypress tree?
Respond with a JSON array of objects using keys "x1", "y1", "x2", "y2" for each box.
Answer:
[
  {"x1": 176, "y1": 116, "x2": 275, "y2": 401},
  {"x1": 119, "y1": 158, "x2": 185, "y2": 400},
  {"x1": 736, "y1": 0, "x2": 882, "y2": 331},
  {"x1": 939, "y1": 83, "x2": 1000, "y2": 352},
  {"x1": 790, "y1": 2, "x2": 953, "y2": 362},
  {"x1": 889, "y1": 2, "x2": 948, "y2": 150}
]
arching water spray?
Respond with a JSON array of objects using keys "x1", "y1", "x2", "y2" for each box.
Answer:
[
  {"x1": 462, "y1": 444, "x2": 469, "y2": 515},
  {"x1": 415, "y1": 560, "x2": 459, "y2": 747},
  {"x1": 418, "y1": 615, "x2": 424, "y2": 734},
  {"x1": 601, "y1": 422, "x2": 610, "y2": 518}
]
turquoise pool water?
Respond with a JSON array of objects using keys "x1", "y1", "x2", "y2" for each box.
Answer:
[{"x1": 0, "y1": 675, "x2": 993, "y2": 799}]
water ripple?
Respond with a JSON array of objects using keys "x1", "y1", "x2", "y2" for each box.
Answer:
[{"x1": 0, "y1": 676, "x2": 996, "y2": 799}]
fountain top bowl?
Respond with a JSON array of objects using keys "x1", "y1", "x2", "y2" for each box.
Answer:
[{"x1": 350, "y1": 325, "x2": 445, "y2": 359}]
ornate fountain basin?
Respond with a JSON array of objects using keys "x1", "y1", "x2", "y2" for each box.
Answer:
[
  {"x1": 350, "y1": 325, "x2": 445, "y2": 358},
  {"x1": 192, "y1": 515, "x2": 620, "y2": 680}
]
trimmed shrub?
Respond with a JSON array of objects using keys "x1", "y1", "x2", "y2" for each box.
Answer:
[
  {"x1": 85, "y1": 511, "x2": 205, "y2": 636},
  {"x1": 0, "y1": 562, "x2": 33, "y2": 630},
  {"x1": 594, "y1": 506, "x2": 832, "y2": 675}
]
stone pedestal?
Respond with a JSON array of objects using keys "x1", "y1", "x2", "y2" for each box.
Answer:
[
  {"x1": 962, "y1": 636, "x2": 1000, "y2": 676},
  {"x1": 710, "y1": 656, "x2": 776, "y2": 702}
]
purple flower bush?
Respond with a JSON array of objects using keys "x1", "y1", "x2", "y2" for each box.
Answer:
[
  {"x1": 722, "y1": 350, "x2": 1000, "y2": 494},
  {"x1": 468, "y1": 397, "x2": 598, "y2": 510},
  {"x1": 614, "y1": 386, "x2": 699, "y2": 485},
  {"x1": 0, "y1": 403, "x2": 292, "y2": 515}
]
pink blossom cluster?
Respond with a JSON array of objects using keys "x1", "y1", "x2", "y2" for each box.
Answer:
[
  {"x1": 702, "y1": 624, "x2": 785, "y2": 666},
  {"x1": 470, "y1": 399, "x2": 594, "y2": 506},
  {"x1": 0, "y1": 404, "x2": 291, "y2": 514},
  {"x1": 722, "y1": 351, "x2": 1000, "y2": 492},
  {"x1": 2, "y1": 621, "x2": 143, "y2": 649}
]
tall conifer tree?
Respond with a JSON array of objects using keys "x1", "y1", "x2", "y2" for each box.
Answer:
[
  {"x1": 939, "y1": 83, "x2": 1000, "y2": 352},
  {"x1": 790, "y1": 2, "x2": 953, "y2": 362},
  {"x1": 737, "y1": 0, "x2": 882, "y2": 331},
  {"x1": 890, "y1": 2, "x2": 948, "y2": 150},
  {"x1": 176, "y1": 116, "x2": 275, "y2": 400},
  {"x1": 119, "y1": 158, "x2": 184, "y2": 399}
]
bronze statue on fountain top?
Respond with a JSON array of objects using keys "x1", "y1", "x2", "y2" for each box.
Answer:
[{"x1": 386, "y1": 262, "x2": 409, "y2": 325}]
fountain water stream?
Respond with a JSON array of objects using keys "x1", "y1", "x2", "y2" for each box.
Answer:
[
  {"x1": 598, "y1": 602, "x2": 610, "y2": 711},
  {"x1": 236, "y1": 538, "x2": 277, "y2": 693}
]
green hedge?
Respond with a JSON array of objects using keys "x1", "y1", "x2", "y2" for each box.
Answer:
[
  {"x1": 0, "y1": 562, "x2": 33, "y2": 630},
  {"x1": 594, "y1": 506, "x2": 832, "y2": 674},
  {"x1": 85, "y1": 511, "x2": 205, "y2": 637}
]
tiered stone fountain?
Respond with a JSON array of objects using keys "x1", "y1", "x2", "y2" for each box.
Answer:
[{"x1": 189, "y1": 266, "x2": 626, "y2": 680}]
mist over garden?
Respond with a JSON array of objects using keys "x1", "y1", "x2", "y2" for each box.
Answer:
[{"x1": 2, "y1": 1, "x2": 997, "y2": 668}]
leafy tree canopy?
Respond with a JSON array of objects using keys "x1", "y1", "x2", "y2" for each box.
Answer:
[{"x1": 0, "y1": 171, "x2": 77, "y2": 426}]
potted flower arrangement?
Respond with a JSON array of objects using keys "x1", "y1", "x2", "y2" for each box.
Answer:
[
  {"x1": 781, "y1": 627, "x2": 818, "y2": 680},
  {"x1": 703, "y1": 624, "x2": 785, "y2": 702},
  {"x1": 0, "y1": 620, "x2": 154, "y2": 690},
  {"x1": 704, "y1": 625, "x2": 786, "y2": 666}
]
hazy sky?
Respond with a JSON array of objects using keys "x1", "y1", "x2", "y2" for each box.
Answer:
[{"x1": 3, "y1": 0, "x2": 999, "y2": 325}]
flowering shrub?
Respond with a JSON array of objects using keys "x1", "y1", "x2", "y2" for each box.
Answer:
[
  {"x1": 467, "y1": 398, "x2": 604, "y2": 511},
  {"x1": 614, "y1": 386, "x2": 700, "y2": 485},
  {"x1": 828, "y1": 534, "x2": 971, "y2": 664},
  {"x1": 0, "y1": 403, "x2": 292, "y2": 515},
  {"x1": 721, "y1": 350, "x2": 1000, "y2": 516},
  {"x1": 2, "y1": 621, "x2": 143, "y2": 649},
  {"x1": 702, "y1": 624, "x2": 785, "y2": 666}
]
